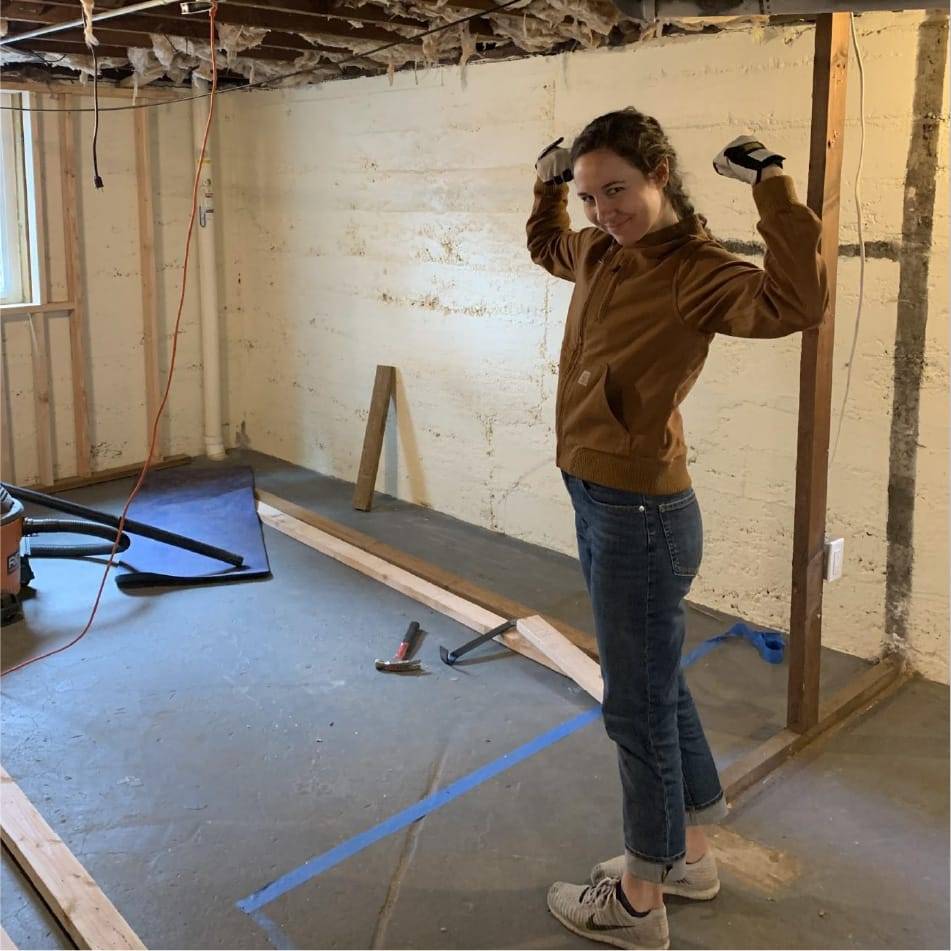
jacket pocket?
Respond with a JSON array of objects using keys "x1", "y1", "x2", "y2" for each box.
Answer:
[
  {"x1": 658, "y1": 490, "x2": 702, "y2": 577},
  {"x1": 560, "y1": 363, "x2": 632, "y2": 457}
]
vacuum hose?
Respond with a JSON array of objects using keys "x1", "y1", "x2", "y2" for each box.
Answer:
[
  {"x1": 3, "y1": 482, "x2": 243, "y2": 567},
  {"x1": 23, "y1": 518, "x2": 131, "y2": 559}
]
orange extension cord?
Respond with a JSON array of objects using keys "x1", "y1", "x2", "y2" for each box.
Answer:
[{"x1": 2, "y1": 3, "x2": 221, "y2": 677}]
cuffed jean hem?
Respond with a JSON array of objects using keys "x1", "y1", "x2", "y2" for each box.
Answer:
[
  {"x1": 686, "y1": 794, "x2": 729, "y2": 826},
  {"x1": 625, "y1": 850, "x2": 687, "y2": 885}
]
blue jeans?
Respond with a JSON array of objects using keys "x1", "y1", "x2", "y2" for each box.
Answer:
[{"x1": 563, "y1": 473, "x2": 728, "y2": 883}]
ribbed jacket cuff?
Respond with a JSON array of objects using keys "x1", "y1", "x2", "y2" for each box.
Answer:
[
  {"x1": 534, "y1": 178, "x2": 568, "y2": 196},
  {"x1": 752, "y1": 174, "x2": 799, "y2": 217}
]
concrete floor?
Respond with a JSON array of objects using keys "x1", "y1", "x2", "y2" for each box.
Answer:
[{"x1": 1, "y1": 452, "x2": 947, "y2": 950}]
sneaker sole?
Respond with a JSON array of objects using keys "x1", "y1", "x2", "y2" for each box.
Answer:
[
  {"x1": 663, "y1": 880, "x2": 720, "y2": 901},
  {"x1": 546, "y1": 905, "x2": 671, "y2": 951}
]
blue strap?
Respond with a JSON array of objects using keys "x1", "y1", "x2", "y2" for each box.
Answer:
[{"x1": 682, "y1": 621, "x2": 785, "y2": 669}]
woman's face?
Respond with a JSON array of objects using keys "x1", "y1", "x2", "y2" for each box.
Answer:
[{"x1": 573, "y1": 148, "x2": 675, "y2": 246}]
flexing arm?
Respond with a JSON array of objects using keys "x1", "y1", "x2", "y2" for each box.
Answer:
[
  {"x1": 676, "y1": 138, "x2": 829, "y2": 338},
  {"x1": 525, "y1": 138, "x2": 592, "y2": 282}
]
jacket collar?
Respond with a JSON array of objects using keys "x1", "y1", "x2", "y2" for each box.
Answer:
[{"x1": 605, "y1": 215, "x2": 707, "y2": 260}]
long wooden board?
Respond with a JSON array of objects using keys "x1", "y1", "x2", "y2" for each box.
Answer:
[
  {"x1": 133, "y1": 106, "x2": 163, "y2": 462},
  {"x1": 516, "y1": 616, "x2": 603, "y2": 703},
  {"x1": 256, "y1": 489, "x2": 598, "y2": 659},
  {"x1": 32, "y1": 454, "x2": 190, "y2": 494},
  {"x1": 0, "y1": 925, "x2": 17, "y2": 950},
  {"x1": 352, "y1": 365, "x2": 395, "y2": 511},
  {"x1": 256, "y1": 500, "x2": 561, "y2": 674},
  {"x1": 57, "y1": 97, "x2": 92, "y2": 478},
  {"x1": 27, "y1": 313, "x2": 54, "y2": 485},
  {"x1": 0, "y1": 767, "x2": 145, "y2": 950},
  {"x1": 724, "y1": 657, "x2": 903, "y2": 800},
  {"x1": 788, "y1": 12, "x2": 850, "y2": 733}
]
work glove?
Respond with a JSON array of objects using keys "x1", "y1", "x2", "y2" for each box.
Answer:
[
  {"x1": 536, "y1": 137, "x2": 573, "y2": 185},
  {"x1": 713, "y1": 135, "x2": 785, "y2": 185}
]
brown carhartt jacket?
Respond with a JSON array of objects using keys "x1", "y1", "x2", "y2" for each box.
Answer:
[{"x1": 527, "y1": 174, "x2": 829, "y2": 494}]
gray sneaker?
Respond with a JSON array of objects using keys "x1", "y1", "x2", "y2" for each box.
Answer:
[
  {"x1": 547, "y1": 878, "x2": 670, "y2": 950},
  {"x1": 591, "y1": 851, "x2": 720, "y2": 901}
]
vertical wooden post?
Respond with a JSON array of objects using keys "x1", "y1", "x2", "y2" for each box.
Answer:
[
  {"x1": 1, "y1": 325, "x2": 16, "y2": 484},
  {"x1": 58, "y1": 95, "x2": 92, "y2": 477},
  {"x1": 787, "y1": 12, "x2": 849, "y2": 733},
  {"x1": 28, "y1": 94, "x2": 54, "y2": 484},
  {"x1": 28, "y1": 313, "x2": 55, "y2": 485},
  {"x1": 352, "y1": 365, "x2": 396, "y2": 512},
  {"x1": 134, "y1": 105, "x2": 163, "y2": 461}
]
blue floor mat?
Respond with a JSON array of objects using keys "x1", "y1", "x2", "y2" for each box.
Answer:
[{"x1": 115, "y1": 465, "x2": 271, "y2": 590}]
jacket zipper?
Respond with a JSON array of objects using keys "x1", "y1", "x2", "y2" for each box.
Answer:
[
  {"x1": 576, "y1": 243, "x2": 620, "y2": 351},
  {"x1": 557, "y1": 244, "x2": 620, "y2": 421}
]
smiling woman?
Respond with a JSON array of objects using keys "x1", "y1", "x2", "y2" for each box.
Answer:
[
  {"x1": 527, "y1": 107, "x2": 827, "y2": 950},
  {"x1": 0, "y1": 91, "x2": 38, "y2": 307},
  {"x1": 572, "y1": 149, "x2": 680, "y2": 246}
]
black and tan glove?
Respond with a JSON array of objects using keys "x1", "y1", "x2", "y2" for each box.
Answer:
[
  {"x1": 713, "y1": 135, "x2": 785, "y2": 185},
  {"x1": 535, "y1": 137, "x2": 573, "y2": 185}
]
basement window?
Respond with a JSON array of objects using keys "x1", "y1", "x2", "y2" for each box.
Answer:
[{"x1": 0, "y1": 93, "x2": 38, "y2": 307}]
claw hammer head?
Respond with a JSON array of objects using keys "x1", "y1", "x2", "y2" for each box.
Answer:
[{"x1": 375, "y1": 621, "x2": 423, "y2": 673}]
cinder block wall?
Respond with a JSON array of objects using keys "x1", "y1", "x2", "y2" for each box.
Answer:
[{"x1": 218, "y1": 11, "x2": 948, "y2": 682}]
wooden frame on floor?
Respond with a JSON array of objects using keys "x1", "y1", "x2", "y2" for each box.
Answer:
[
  {"x1": 257, "y1": 490, "x2": 907, "y2": 803},
  {"x1": 1, "y1": 767, "x2": 146, "y2": 950}
]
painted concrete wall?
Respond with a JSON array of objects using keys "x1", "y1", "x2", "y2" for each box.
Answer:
[
  {"x1": 2, "y1": 91, "x2": 206, "y2": 485},
  {"x1": 218, "y1": 11, "x2": 948, "y2": 683}
]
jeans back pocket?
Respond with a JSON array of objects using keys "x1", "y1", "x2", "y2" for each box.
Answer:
[{"x1": 658, "y1": 491, "x2": 702, "y2": 577}]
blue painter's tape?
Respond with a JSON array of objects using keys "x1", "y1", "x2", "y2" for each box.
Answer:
[
  {"x1": 236, "y1": 705, "x2": 602, "y2": 914},
  {"x1": 682, "y1": 621, "x2": 786, "y2": 669},
  {"x1": 249, "y1": 910, "x2": 297, "y2": 950},
  {"x1": 237, "y1": 617, "x2": 778, "y2": 928}
]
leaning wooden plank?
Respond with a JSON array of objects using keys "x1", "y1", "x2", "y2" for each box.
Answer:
[
  {"x1": 256, "y1": 489, "x2": 599, "y2": 659},
  {"x1": 257, "y1": 501, "x2": 560, "y2": 674},
  {"x1": 516, "y1": 616, "x2": 603, "y2": 704},
  {"x1": 352, "y1": 365, "x2": 396, "y2": 511},
  {"x1": 0, "y1": 925, "x2": 17, "y2": 950},
  {"x1": 0, "y1": 767, "x2": 146, "y2": 950}
]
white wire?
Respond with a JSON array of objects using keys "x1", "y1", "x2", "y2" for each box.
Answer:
[{"x1": 830, "y1": 12, "x2": 867, "y2": 467}]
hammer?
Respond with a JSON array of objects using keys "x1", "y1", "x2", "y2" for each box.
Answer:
[{"x1": 375, "y1": 621, "x2": 424, "y2": 673}]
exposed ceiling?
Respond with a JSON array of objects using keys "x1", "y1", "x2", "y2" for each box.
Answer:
[
  {"x1": 0, "y1": 0, "x2": 616, "y2": 87},
  {"x1": 0, "y1": 0, "x2": 778, "y2": 89}
]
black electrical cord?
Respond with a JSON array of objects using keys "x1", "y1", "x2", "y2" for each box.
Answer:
[
  {"x1": 78, "y1": 0, "x2": 106, "y2": 189},
  {"x1": 91, "y1": 46, "x2": 104, "y2": 187},
  {"x1": 0, "y1": 0, "x2": 532, "y2": 114}
]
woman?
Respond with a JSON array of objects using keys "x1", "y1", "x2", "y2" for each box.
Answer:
[{"x1": 527, "y1": 108, "x2": 828, "y2": 950}]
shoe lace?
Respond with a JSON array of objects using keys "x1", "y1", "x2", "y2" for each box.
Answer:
[{"x1": 579, "y1": 877, "x2": 618, "y2": 909}]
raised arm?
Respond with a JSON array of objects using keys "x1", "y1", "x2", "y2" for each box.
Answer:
[
  {"x1": 526, "y1": 137, "x2": 593, "y2": 283},
  {"x1": 676, "y1": 137, "x2": 830, "y2": 338}
]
